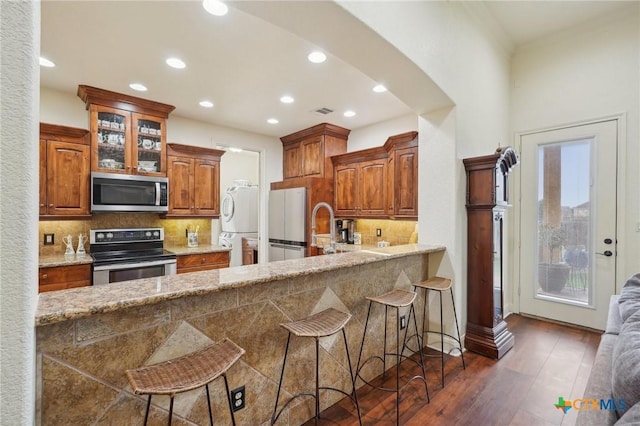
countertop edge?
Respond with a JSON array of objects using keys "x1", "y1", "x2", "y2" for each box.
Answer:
[{"x1": 36, "y1": 244, "x2": 445, "y2": 326}]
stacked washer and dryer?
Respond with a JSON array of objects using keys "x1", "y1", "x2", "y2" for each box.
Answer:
[{"x1": 218, "y1": 180, "x2": 259, "y2": 267}]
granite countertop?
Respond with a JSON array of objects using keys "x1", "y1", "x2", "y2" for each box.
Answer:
[
  {"x1": 165, "y1": 244, "x2": 231, "y2": 256},
  {"x1": 39, "y1": 253, "x2": 94, "y2": 268},
  {"x1": 38, "y1": 244, "x2": 230, "y2": 268},
  {"x1": 36, "y1": 243, "x2": 445, "y2": 326}
]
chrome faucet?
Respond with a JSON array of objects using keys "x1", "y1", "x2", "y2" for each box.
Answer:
[{"x1": 310, "y1": 201, "x2": 336, "y2": 254}]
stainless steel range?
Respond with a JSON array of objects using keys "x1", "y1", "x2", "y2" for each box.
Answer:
[{"x1": 90, "y1": 227, "x2": 176, "y2": 285}]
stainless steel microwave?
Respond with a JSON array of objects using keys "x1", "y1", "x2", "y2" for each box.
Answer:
[{"x1": 91, "y1": 172, "x2": 168, "y2": 212}]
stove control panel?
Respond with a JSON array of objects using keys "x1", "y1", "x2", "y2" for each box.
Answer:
[{"x1": 90, "y1": 228, "x2": 164, "y2": 244}]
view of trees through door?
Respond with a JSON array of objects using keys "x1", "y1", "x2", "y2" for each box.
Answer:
[{"x1": 537, "y1": 141, "x2": 591, "y2": 304}]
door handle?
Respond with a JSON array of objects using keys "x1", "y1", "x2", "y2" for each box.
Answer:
[{"x1": 596, "y1": 250, "x2": 613, "y2": 257}]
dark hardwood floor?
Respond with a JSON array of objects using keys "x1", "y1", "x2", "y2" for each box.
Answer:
[{"x1": 303, "y1": 314, "x2": 601, "y2": 426}]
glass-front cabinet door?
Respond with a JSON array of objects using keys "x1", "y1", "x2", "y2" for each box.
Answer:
[
  {"x1": 91, "y1": 105, "x2": 130, "y2": 174},
  {"x1": 132, "y1": 113, "x2": 165, "y2": 176}
]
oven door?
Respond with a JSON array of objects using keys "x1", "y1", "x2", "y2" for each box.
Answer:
[{"x1": 93, "y1": 258, "x2": 177, "y2": 285}]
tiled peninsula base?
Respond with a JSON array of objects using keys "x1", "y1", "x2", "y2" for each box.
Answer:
[{"x1": 36, "y1": 245, "x2": 444, "y2": 425}]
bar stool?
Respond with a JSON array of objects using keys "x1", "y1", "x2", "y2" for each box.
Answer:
[
  {"x1": 413, "y1": 276, "x2": 465, "y2": 387},
  {"x1": 271, "y1": 308, "x2": 361, "y2": 425},
  {"x1": 355, "y1": 289, "x2": 429, "y2": 425},
  {"x1": 126, "y1": 338, "x2": 245, "y2": 426}
]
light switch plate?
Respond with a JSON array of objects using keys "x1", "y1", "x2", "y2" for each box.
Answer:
[{"x1": 44, "y1": 233, "x2": 55, "y2": 245}]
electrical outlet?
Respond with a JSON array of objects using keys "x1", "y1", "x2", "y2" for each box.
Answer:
[
  {"x1": 230, "y1": 385, "x2": 245, "y2": 412},
  {"x1": 400, "y1": 315, "x2": 406, "y2": 330},
  {"x1": 44, "y1": 233, "x2": 55, "y2": 245},
  {"x1": 376, "y1": 228, "x2": 382, "y2": 237}
]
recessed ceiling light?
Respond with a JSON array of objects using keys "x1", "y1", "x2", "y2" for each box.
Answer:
[
  {"x1": 202, "y1": 0, "x2": 228, "y2": 16},
  {"x1": 267, "y1": 118, "x2": 279, "y2": 124},
  {"x1": 280, "y1": 95, "x2": 294, "y2": 104},
  {"x1": 307, "y1": 51, "x2": 327, "y2": 64},
  {"x1": 39, "y1": 57, "x2": 55, "y2": 68},
  {"x1": 344, "y1": 110, "x2": 356, "y2": 118},
  {"x1": 199, "y1": 100, "x2": 214, "y2": 108},
  {"x1": 373, "y1": 84, "x2": 387, "y2": 93},
  {"x1": 166, "y1": 57, "x2": 186, "y2": 69},
  {"x1": 129, "y1": 83, "x2": 147, "y2": 92}
]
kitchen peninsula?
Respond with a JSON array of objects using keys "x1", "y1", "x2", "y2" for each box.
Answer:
[{"x1": 36, "y1": 244, "x2": 444, "y2": 425}]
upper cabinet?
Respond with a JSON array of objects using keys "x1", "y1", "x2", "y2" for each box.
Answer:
[
  {"x1": 166, "y1": 143, "x2": 225, "y2": 218},
  {"x1": 333, "y1": 150, "x2": 388, "y2": 217},
  {"x1": 39, "y1": 123, "x2": 91, "y2": 219},
  {"x1": 385, "y1": 131, "x2": 418, "y2": 219},
  {"x1": 280, "y1": 123, "x2": 350, "y2": 180},
  {"x1": 332, "y1": 131, "x2": 418, "y2": 219},
  {"x1": 77, "y1": 85, "x2": 175, "y2": 176}
]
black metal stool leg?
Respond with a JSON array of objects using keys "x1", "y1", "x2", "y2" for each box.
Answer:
[
  {"x1": 315, "y1": 337, "x2": 320, "y2": 422},
  {"x1": 439, "y1": 290, "x2": 445, "y2": 388},
  {"x1": 205, "y1": 383, "x2": 214, "y2": 426},
  {"x1": 341, "y1": 328, "x2": 362, "y2": 425},
  {"x1": 143, "y1": 395, "x2": 152, "y2": 426},
  {"x1": 223, "y1": 374, "x2": 236, "y2": 426},
  {"x1": 410, "y1": 303, "x2": 430, "y2": 401},
  {"x1": 450, "y1": 289, "x2": 466, "y2": 370},
  {"x1": 383, "y1": 305, "x2": 389, "y2": 379},
  {"x1": 355, "y1": 301, "x2": 373, "y2": 380},
  {"x1": 167, "y1": 396, "x2": 174, "y2": 426},
  {"x1": 271, "y1": 332, "x2": 292, "y2": 424},
  {"x1": 395, "y1": 306, "x2": 401, "y2": 426}
]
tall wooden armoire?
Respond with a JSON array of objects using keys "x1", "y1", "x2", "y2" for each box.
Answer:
[{"x1": 463, "y1": 146, "x2": 519, "y2": 359}]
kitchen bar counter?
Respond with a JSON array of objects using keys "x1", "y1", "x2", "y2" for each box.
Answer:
[{"x1": 36, "y1": 243, "x2": 445, "y2": 425}]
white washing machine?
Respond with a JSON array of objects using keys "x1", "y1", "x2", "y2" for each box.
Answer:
[{"x1": 219, "y1": 231, "x2": 258, "y2": 267}]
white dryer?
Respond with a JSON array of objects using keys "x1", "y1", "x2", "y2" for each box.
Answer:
[{"x1": 220, "y1": 181, "x2": 259, "y2": 233}]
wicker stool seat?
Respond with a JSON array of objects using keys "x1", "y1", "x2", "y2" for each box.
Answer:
[
  {"x1": 272, "y1": 308, "x2": 361, "y2": 425},
  {"x1": 356, "y1": 289, "x2": 429, "y2": 425},
  {"x1": 126, "y1": 338, "x2": 245, "y2": 426},
  {"x1": 413, "y1": 276, "x2": 465, "y2": 387}
]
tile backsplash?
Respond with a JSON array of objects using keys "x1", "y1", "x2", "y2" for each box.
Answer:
[
  {"x1": 38, "y1": 214, "x2": 212, "y2": 255},
  {"x1": 354, "y1": 219, "x2": 417, "y2": 246}
]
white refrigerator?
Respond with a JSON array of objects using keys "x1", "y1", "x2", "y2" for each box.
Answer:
[{"x1": 268, "y1": 187, "x2": 306, "y2": 261}]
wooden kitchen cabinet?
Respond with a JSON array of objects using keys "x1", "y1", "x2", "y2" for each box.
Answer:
[
  {"x1": 332, "y1": 149, "x2": 388, "y2": 217},
  {"x1": 77, "y1": 85, "x2": 175, "y2": 176},
  {"x1": 166, "y1": 143, "x2": 225, "y2": 217},
  {"x1": 385, "y1": 131, "x2": 418, "y2": 219},
  {"x1": 39, "y1": 123, "x2": 91, "y2": 218},
  {"x1": 280, "y1": 123, "x2": 349, "y2": 180},
  {"x1": 177, "y1": 251, "x2": 230, "y2": 274},
  {"x1": 242, "y1": 237, "x2": 258, "y2": 265},
  {"x1": 39, "y1": 263, "x2": 91, "y2": 293}
]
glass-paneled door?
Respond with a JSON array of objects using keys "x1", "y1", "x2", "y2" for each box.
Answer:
[{"x1": 518, "y1": 120, "x2": 618, "y2": 330}]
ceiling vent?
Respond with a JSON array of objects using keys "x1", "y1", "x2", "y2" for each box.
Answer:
[{"x1": 313, "y1": 107, "x2": 334, "y2": 115}]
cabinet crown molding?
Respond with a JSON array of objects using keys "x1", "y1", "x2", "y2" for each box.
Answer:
[
  {"x1": 167, "y1": 143, "x2": 226, "y2": 160},
  {"x1": 280, "y1": 122, "x2": 351, "y2": 145},
  {"x1": 77, "y1": 85, "x2": 176, "y2": 118},
  {"x1": 383, "y1": 131, "x2": 418, "y2": 151},
  {"x1": 40, "y1": 123, "x2": 90, "y2": 142}
]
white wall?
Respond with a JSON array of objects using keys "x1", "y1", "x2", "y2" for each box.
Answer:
[
  {"x1": 339, "y1": 1, "x2": 513, "y2": 325},
  {"x1": 0, "y1": 2, "x2": 39, "y2": 424},
  {"x1": 511, "y1": 4, "x2": 640, "y2": 285},
  {"x1": 347, "y1": 113, "x2": 418, "y2": 151}
]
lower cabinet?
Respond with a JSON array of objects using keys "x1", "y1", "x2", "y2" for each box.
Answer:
[
  {"x1": 176, "y1": 252, "x2": 230, "y2": 274},
  {"x1": 242, "y1": 237, "x2": 258, "y2": 265},
  {"x1": 38, "y1": 264, "x2": 91, "y2": 293}
]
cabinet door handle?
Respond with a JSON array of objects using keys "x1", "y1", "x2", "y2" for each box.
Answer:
[
  {"x1": 42, "y1": 274, "x2": 48, "y2": 279},
  {"x1": 40, "y1": 203, "x2": 45, "y2": 207},
  {"x1": 201, "y1": 257, "x2": 206, "y2": 263},
  {"x1": 49, "y1": 204, "x2": 54, "y2": 207}
]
